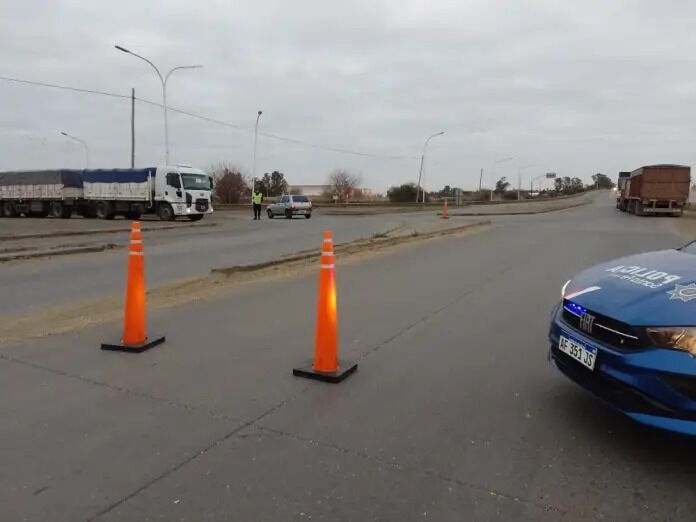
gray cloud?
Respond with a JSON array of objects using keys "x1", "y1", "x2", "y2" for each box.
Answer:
[{"x1": 2, "y1": 0, "x2": 696, "y2": 191}]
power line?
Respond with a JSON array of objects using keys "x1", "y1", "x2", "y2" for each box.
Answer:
[
  {"x1": 0, "y1": 75, "x2": 419, "y2": 161},
  {"x1": 0, "y1": 75, "x2": 130, "y2": 100}
]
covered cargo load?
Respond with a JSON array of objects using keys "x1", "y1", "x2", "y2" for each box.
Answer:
[
  {"x1": 0, "y1": 170, "x2": 83, "y2": 200},
  {"x1": 628, "y1": 165, "x2": 690, "y2": 200},
  {"x1": 82, "y1": 168, "x2": 156, "y2": 202}
]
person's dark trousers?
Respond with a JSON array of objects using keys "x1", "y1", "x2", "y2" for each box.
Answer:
[{"x1": 253, "y1": 203, "x2": 261, "y2": 219}]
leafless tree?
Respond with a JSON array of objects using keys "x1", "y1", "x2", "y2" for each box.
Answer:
[
  {"x1": 327, "y1": 169, "x2": 361, "y2": 203},
  {"x1": 209, "y1": 162, "x2": 248, "y2": 204}
]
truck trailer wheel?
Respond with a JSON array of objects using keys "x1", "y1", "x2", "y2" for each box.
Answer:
[
  {"x1": 635, "y1": 202, "x2": 645, "y2": 216},
  {"x1": 2, "y1": 201, "x2": 17, "y2": 218},
  {"x1": 49, "y1": 201, "x2": 72, "y2": 219},
  {"x1": 158, "y1": 203, "x2": 175, "y2": 221},
  {"x1": 95, "y1": 201, "x2": 115, "y2": 220}
]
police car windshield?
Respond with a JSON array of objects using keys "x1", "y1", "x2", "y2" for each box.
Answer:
[{"x1": 181, "y1": 174, "x2": 211, "y2": 190}]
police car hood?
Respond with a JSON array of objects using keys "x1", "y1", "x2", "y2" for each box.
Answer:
[{"x1": 565, "y1": 249, "x2": 696, "y2": 326}]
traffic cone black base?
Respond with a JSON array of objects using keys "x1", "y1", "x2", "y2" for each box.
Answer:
[
  {"x1": 101, "y1": 335, "x2": 166, "y2": 353},
  {"x1": 293, "y1": 360, "x2": 357, "y2": 383}
]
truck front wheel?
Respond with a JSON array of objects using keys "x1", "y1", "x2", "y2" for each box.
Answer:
[{"x1": 158, "y1": 204, "x2": 175, "y2": 221}]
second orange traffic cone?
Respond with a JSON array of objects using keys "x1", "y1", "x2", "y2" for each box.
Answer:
[
  {"x1": 441, "y1": 198, "x2": 449, "y2": 219},
  {"x1": 101, "y1": 221, "x2": 165, "y2": 353},
  {"x1": 293, "y1": 230, "x2": 357, "y2": 383}
]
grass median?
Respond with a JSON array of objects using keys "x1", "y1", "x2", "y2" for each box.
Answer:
[{"x1": 0, "y1": 220, "x2": 490, "y2": 345}]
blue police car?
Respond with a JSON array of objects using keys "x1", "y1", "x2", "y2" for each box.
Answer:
[{"x1": 548, "y1": 241, "x2": 696, "y2": 435}]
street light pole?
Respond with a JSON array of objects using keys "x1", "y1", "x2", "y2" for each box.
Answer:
[
  {"x1": 415, "y1": 131, "x2": 444, "y2": 203},
  {"x1": 252, "y1": 110, "x2": 263, "y2": 198},
  {"x1": 517, "y1": 164, "x2": 535, "y2": 201},
  {"x1": 490, "y1": 156, "x2": 514, "y2": 201},
  {"x1": 60, "y1": 131, "x2": 89, "y2": 168},
  {"x1": 115, "y1": 44, "x2": 201, "y2": 165}
]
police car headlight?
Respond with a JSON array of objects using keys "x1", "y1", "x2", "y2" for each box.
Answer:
[
  {"x1": 646, "y1": 327, "x2": 696, "y2": 356},
  {"x1": 561, "y1": 280, "x2": 571, "y2": 298}
]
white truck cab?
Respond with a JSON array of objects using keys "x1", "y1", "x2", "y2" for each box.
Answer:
[{"x1": 154, "y1": 165, "x2": 214, "y2": 221}]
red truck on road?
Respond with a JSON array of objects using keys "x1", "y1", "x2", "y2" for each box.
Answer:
[{"x1": 616, "y1": 164, "x2": 690, "y2": 217}]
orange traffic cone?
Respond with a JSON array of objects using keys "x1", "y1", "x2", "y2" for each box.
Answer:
[
  {"x1": 441, "y1": 198, "x2": 449, "y2": 219},
  {"x1": 101, "y1": 221, "x2": 165, "y2": 353},
  {"x1": 293, "y1": 230, "x2": 357, "y2": 383}
]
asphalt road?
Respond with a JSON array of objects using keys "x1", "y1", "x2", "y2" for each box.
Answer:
[
  {"x1": 0, "y1": 210, "x2": 447, "y2": 315},
  {"x1": 2, "y1": 192, "x2": 695, "y2": 521}
]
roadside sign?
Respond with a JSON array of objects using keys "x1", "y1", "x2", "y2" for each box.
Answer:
[{"x1": 546, "y1": 173, "x2": 557, "y2": 179}]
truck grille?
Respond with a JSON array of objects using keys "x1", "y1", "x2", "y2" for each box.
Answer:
[
  {"x1": 195, "y1": 199, "x2": 209, "y2": 212},
  {"x1": 561, "y1": 299, "x2": 646, "y2": 352}
]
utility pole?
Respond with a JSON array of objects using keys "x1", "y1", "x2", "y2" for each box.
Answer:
[
  {"x1": 130, "y1": 88, "x2": 135, "y2": 168},
  {"x1": 478, "y1": 168, "x2": 483, "y2": 193}
]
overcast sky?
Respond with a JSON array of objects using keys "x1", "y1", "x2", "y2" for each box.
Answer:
[{"x1": 2, "y1": 0, "x2": 696, "y2": 192}]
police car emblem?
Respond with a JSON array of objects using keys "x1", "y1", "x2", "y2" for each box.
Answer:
[{"x1": 666, "y1": 283, "x2": 696, "y2": 302}]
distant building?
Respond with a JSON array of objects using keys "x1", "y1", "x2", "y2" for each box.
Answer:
[
  {"x1": 288, "y1": 184, "x2": 376, "y2": 199},
  {"x1": 288, "y1": 184, "x2": 330, "y2": 196}
]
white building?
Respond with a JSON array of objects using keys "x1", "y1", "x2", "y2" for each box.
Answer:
[{"x1": 287, "y1": 184, "x2": 331, "y2": 196}]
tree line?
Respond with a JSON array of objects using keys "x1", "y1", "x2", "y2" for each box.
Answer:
[
  {"x1": 209, "y1": 162, "x2": 362, "y2": 204},
  {"x1": 385, "y1": 173, "x2": 614, "y2": 203}
]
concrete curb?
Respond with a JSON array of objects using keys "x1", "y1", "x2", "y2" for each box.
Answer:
[
  {"x1": 211, "y1": 220, "x2": 490, "y2": 276},
  {"x1": 0, "y1": 221, "x2": 216, "y2": 241},
  {"x1": 0, "y1": 243, "x2": 121, "y2": 263}
]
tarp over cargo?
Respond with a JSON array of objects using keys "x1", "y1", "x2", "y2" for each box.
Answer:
[
  {"x1": 0, "y1": 170, "x2": 83, "y2": 188},
  {"x1": 83, "y1": 168, "x2": 156, "y2": 184}
]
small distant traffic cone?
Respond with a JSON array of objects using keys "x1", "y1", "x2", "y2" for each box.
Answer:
[
  {"x1": 101, "y1": 221, "x2": 165, "y2": 353},
  {"x1": 293, "y1": 230, "x2": 357, "y2": 383},
  {"x1": 441, "y1": 198, "x2": 449, "y2": 219}
]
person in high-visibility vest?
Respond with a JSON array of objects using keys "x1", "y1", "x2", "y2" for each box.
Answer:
[{"x1": 252, "y1": 189, "x2": 263, "y2": 220}]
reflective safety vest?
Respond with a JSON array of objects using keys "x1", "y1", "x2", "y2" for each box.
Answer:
[{"x1": 252, "y1": 192, "x2": 262, "y2": 204}]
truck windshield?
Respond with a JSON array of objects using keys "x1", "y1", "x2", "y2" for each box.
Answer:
[{"x1": 181, "y1": 174, "x2": 211, "y2": 191}]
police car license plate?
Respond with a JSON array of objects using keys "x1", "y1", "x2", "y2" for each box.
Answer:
[{"x1": 558, "y1": 334, "x2": 596, "y2": 370}]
